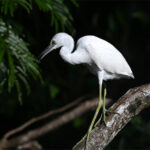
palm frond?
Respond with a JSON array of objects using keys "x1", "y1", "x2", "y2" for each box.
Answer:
[
  {"x1": 0, "y1": 19, "x2": 42, "y2": 102},
  {"x1": 0, "y1": 0, "x2": 32, "y2": 16},
  {"x1": 35, "y1": 0, "x2": 75, "y2": 32}
]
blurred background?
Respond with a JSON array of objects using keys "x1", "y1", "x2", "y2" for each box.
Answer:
[{"x1": 0, "y1": 0, "x2": 150, "y2": 149}]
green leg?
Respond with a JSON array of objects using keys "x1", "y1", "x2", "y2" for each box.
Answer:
[
  {"x1": 94, "y1": 87, "x2": 107, "y2": 127},
  {"x1": 102, "y1": 87, "x2": 107, "y2": 123},
  {"x1": 73, "y1": 85, "x2": 103, "y2": 150},
  {"x1": 94, "y1": 113, "x2": 102, "y2": 127},
  {"x1": 72, "y1": 134, "x2": 87, "y2": 150},
  {"x1": 86, "y1": 85, "x2": 103, "y2": 149}
]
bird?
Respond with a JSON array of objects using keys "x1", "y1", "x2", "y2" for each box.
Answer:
[{"x1": 39, "y1": 32, "x2": 134, "y2": 149}]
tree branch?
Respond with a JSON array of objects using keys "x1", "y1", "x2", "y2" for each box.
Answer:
[
  {"x1": 3, "y1": 96, "x2": 85, "y2": 141},
  {"x1": 0, "y1": 97, "x2": 105, "y2": 150},
  {"x1": 17, "y1": 141, "x2": 43, "y2": 150},
  {"x1": 1, "y1": 83, "x2": 150, "y2": 150},
  {"x1": 73, "y1": 83, "x2": 150, "y2": 150}
]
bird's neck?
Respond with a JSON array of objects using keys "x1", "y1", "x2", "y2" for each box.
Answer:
[{"x1": 59, "y1": 41, "x2": 75, "y2": 64}]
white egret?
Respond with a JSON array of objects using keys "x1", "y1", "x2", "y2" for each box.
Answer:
[{"x1": 39, "y1": 32, "x2": 134, "y2": 148}]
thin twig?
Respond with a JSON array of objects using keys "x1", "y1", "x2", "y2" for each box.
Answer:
[
  {"x1": 0, "y1": 97, "x2": 102, "y2": 150},
  {"x1": 3, "y1": 96, "x2": 86, "y2": 140}
]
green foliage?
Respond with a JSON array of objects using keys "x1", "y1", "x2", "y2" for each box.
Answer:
[
  {"x1": 0, "y1": 0, "x2": 32, "y2": 16},
  {"x1": 0, "y1": 0, "x2": 76, "y2": 102},
  {"x1": 0, "y1": 0, "x2": 76, "y2": 32},
  {"x1": 34, "y1": 0, "x2": 75, "y2": 32},
  {"x1": 132, "y1": 11, "x2": 150, "y2": 22},
  {"x1": 71, "y1": 0, "x2": 79, "y2": 7},
  {"x1": 73, "y1": 117, "x2": 86, "y2": 128},
  {"x1": 49, "y1": 84, "x2": 59, "y2": 99},
  {"x1": 0, "y1": 19, "x2": 41, "y2": 103}
]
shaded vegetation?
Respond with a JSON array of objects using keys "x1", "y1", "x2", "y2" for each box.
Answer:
[{"x1": 0, "y1": 0, "x2": 75, "y2": 102}]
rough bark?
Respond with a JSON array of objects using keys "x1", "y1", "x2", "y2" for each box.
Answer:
[{"x1": 73, "y1": 84, "x2": 150, "y2": 150}]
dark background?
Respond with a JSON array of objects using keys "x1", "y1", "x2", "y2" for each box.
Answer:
[{"x1": 1, "y1": 0, "x2": 150, "y2": 149}]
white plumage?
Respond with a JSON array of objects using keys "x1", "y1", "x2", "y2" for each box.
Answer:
[
  {"x1": 39, "y1": 32, "x2": 134, "y2": 81},
  {"x1": 76, "y1": 36, "x2": 133, "y2": 80}
]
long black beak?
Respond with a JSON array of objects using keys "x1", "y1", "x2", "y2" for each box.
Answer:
[{"x1": 38, "y1": 45, "x2": 53, "y2": 60}]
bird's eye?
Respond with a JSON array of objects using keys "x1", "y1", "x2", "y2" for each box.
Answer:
[{"x1": 51, "y1": 40, "x2": 56, "y2": 45}]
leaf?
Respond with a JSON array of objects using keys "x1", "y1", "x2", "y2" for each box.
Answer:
[
  {"x1": 19, "y1": 0, "x2": 32, "y2": 13},
  {"x1": 132, "y1": 11, "x2": 150, "y2": 22},
  {"x1": 71, "y1": 0, "x2": 79, "y2": 7},
  {"x1": 131, "y1": 116, "x2": 143, "y2": 125},
  {"x1": 0, "y1": 0, "x2": 32, "y2": 16},
  {"x1": 0, "y1": 0, "x2": 76, "y2": 102},
  {"x1": 18, "y1": 74, "x2": 31, "y2": 95},
  {"x1": 0, "y1": 19, "x2": 42, "y2": 102},
  {"x1": 0, "y1": 78, "x2": 6, "y2": 93},
  {"x1": 73, "y1": 117, "x2": 85, "y2": 128},
  {"x1": 7, "y1": 50, "x2": 15, "y2": 92},
  {"x1": 35, "y1": 0, "x2": 75, "y2": 32},
  {"x1": 26, "y1": 62, "x2": 42, "y2": 80},
  {"x1": 0, "y1": 42, "x2": 5, "y2": 64},
  {"x1": 49, "y1": 85, "x2": 59, "y2": 99},
  {"x1": 15, "y1": 79, "x2": 23, "y2": 105}
]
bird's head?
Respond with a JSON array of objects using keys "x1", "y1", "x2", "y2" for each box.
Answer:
[{"x1": 38, "y1": 32, "x2": 74, "y2": 60}]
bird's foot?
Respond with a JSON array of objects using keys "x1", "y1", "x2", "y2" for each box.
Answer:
[
  {"x1": 103, "y1": 109, "x2": 120, "y2": 126},
  {"x1": 94, "y1": 109, "x2": 107, "y2": 127},
  {"x1": 105, "y1": 109, "x2": 120, "y2": 115},
  {"x1": 94, "y1": 109, "x2": 119, "y2": 127}
]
